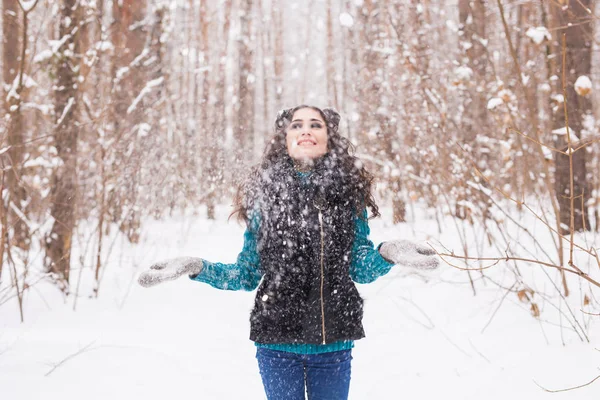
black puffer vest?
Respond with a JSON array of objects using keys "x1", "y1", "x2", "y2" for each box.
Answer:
[{"x1": 248, "y1": 153, "x2": 365, "y2": 344}]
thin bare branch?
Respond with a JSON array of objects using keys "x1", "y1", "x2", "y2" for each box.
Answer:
[
  {"x1": 44, "y1": 341, "x2": 97, "y2": 377},
  {"x1": 534, "y1": 374, "x2": 600, "y2": 393}
]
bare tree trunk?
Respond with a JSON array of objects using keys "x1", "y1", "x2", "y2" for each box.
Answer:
[
  {"x1": 326, "y1": 0, "x2": 338, "y2": 109},
  {"x1": 90, "y1": 0, "x2": 107, "y2": 296},
  {"x1": 458, "y1": 0, "x2": 487, "y2": 142},
  {"x1": 237, "y1": 0, "x2": 256, "y2": 166},
  {"x1": 356, "y1": 0, "x2": 377, "y2": 150},
  {"x1": 0, "y1": 170, "x2": 7, "y2": 282},
  {"x1": 2, "y1": 0, "x2": 29, "y2": 250},
  {"x1": 109, "y1": 0, "x2": 147, "y2": 243},
  {"x1": 272, "y1": 3, "x2": 283, "y2": 107},
  {"x1": 46, "y1": 0, "x2": 83, "y2": 289},
  {"x1": 550, "y1": 0, "x2": 593, "y2": 232},
  {"x1": 1, "y1": 0, "x2": 20, "y2": 109},
  {"x1": 456, "y1": 0, "x2": 491, "y2": 221},
  {"x1": 108, "y1": 0, "x2": 127, "y2": 228},
  {"x1": 207, "y1": 0, "x2": 233, "y2": 218},
  {"x1": 189, "y1": 0, "x2": 198, "y2": 132},
  {"x1": 260, "y1": 0, "x2": 271, "y2": 141},
  {"x1": 386, "y1": 0, "x2": 412, "y2": 223},
  {"x1": 298, "y1": 0, "x2": 314, "y2": 103},
  {"x1": 342, "y1": 0, "x2": 358, "y2": 142},
  {"x1": 198, "y1": 0, "x2": 216, "y2": 219}
]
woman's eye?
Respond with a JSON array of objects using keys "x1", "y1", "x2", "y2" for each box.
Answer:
[
  {"x1": 311, "y1": 123, "x2": 323, "y2": 129},
  {"x1": 290, "y1": 123, "x2": 302, "y2": 130}
]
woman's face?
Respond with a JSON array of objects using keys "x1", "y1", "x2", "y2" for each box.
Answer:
[{"x1": 285, "y1": 108, "x2": 328, "y2": 161}]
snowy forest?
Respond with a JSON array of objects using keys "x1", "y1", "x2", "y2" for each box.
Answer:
[{"x1": 1, "y1": 0, "x2": 600, "y2": 399}]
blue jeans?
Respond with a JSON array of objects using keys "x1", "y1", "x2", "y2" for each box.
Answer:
[{"x1": 256, "y1": 348, "x2": 352, "y2": 400}]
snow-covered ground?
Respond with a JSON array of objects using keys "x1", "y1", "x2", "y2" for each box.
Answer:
[{"x1": 1, "y1": 205, "x2": 599, "y2": 399}]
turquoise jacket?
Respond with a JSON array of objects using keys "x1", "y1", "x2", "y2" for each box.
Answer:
[{"x1": 191, "y1": 209, "x2": 393, "y2": 354}]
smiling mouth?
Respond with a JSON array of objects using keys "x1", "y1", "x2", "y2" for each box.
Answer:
[{"x1": 297, "y1": 139, "x2": 317, "y2": 146}]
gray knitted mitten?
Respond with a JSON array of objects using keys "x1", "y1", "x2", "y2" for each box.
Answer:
[
  {"x1": 138, "y1": 257, "x2": 204, "y2": 288},
  {"x1": 379, "y1": 240, "x2": 439, "y2": 270}
]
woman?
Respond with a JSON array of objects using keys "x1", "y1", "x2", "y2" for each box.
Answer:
[{"x1": 139, "y1": 105, "x2": 439, "y2": 400}]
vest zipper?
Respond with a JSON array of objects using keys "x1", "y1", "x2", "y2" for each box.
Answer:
[{"x1": 317, "y1": 208, "x2": 327, "y2": 344}]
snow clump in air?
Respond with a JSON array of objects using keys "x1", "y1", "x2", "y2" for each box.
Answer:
[
  {"x1": 539, "y1": 83, "x2": 551, "y2": 92},
  {"x1": 454, "y1": 66, "x2": 473, "y2": 82},
  {"x1": 96, "y1": 41, "x2": 114, "y2": 52},
  {"x1": 339, "y1": 13, "x2": 354, "y2": 28},
  {"x1": 574, "y1": 75, "x2": 592, "y2": 96},
  {"x1": 487, "y1": 97, "x2": 503, "y2": 110},
  {"x1": 526, "y1": 26, "x2": 551, "y2": 44}
]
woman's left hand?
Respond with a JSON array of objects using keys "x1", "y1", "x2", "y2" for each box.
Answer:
[
  {"x1": 379, "y1": 240, "x2": 439, "y2": 270},
  {"x1": 138, "y1": 257, "x2": 204, "y2": 288}
]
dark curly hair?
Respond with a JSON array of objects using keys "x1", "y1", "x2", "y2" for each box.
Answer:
[{"x1": 231, "y1": 105, "x2": 380, "y2": 223}]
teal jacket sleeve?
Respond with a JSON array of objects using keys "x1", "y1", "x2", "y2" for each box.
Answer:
[
  {"x1": 190, "y1": 215, "x2": 263, "y2": 291},
  {"x1": 350, "y1": 210, "x2": 394, "y2": 284}
]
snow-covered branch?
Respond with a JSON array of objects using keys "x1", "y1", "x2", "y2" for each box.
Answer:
[{"x1": 127, "y1": 77, "x2": 164, "y2": 115}]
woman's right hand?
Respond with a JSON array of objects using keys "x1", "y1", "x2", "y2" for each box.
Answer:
[{"x1": 138, "y1": 257, "x2": 204, "y2": 287}]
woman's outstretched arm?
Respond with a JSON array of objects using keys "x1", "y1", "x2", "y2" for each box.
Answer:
[
  {"x1": 349, "y1": 210, "x2": 394, "y2": 284},
  {"x1": 190, "y1": 216, "x2": 263, "y2": 291}
]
